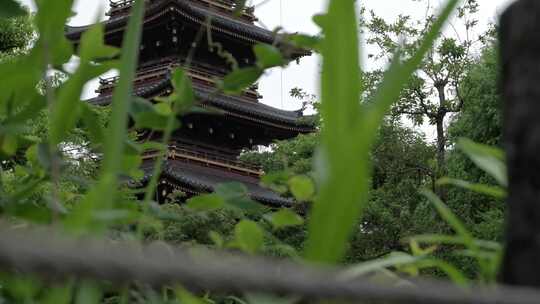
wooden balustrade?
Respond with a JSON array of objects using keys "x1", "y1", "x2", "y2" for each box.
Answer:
[
  {"x1": 142, "y1": 145, "x2": 263, "y2": 177},
  {"x1": 97, "y1": 62, "x2": 260, "y2": 99}
]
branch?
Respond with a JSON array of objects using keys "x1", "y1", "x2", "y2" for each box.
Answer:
[
  {"x1": 396, "y1": 110, "x2": 425, "y2": 116},
  {"x1": 448, "y1": 84, "x2": 465, "y2": 113},
  {"x1": 0, "y1": 226, "x2": 539, "y2": 304}
]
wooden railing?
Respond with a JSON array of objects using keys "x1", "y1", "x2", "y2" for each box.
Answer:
[
  {"x1": 97, "y1": 62, "x2": 261, "y2": 99},
  {"x1": 143, "y1": 145, "x2": 263, "y2": 177}
]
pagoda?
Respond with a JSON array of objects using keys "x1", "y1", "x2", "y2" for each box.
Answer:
[{"x1": 65, "y1": 0, "x2": 314, "y2": 207}]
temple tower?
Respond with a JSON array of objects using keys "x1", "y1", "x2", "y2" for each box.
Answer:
[{"x1": 66, "y1": 0, "x2": 314, "y2": 206}]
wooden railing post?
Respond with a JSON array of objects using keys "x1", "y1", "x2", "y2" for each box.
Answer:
[{"x1": 500, "y1": 0, "x2": 540, "y2": 286}]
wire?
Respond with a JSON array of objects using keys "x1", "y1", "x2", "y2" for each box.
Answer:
[{"x1": 279, "y1": 0, "x2": 284, "y2": 109}]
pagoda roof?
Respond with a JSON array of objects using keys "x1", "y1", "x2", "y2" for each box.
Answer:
[
  {"x1": 66, "y1": 0, "x2": 303, "y2": 50},
  {"x1": 140, "y1": 159, "x2": 293, "y2": 207},
  {"x1": 88, "y1": 76, "x2": 316, "y2": 133}
]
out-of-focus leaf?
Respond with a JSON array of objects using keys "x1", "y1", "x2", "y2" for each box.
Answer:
[
  {"x1": 304, "y1": 0, "x2": 460, "y2": 264},
  {"x1": 130, "y1": 97, "x2": 175, "y2": 131},
  {"x1": 265, "y1": 209, "x2": 304, "y2": 229},
  {"x1": 215, "y1": 182, "x2": 263, "y2": 212},
  {"x1": 289, "y1": 34, "x2": 321, "y2": 51},
  {"x1": 81, "y1": 104, "x2": 105, "y2": 145},
  {"x1": 288, "y1": 175, "x2": 315, "y2": 201},
  {"x1": 175, "y1": 287, "x2": 207, "y2": 304},
  {"x1": 303, "y1": 0, "x2": 364, "y2": 263},
  {"x1": 220, "y1": 67, "x2": 262, "y2": 95},
  {"x1": 75, "y1": 281, "x2": 102, "y2": 304},
  {"x1": 171, "y1": 68, "x2": 195, "y2": 112},
  {"x1": 438, "y1": 177, "x2": 506, "y2": 199},
  {"x1": 421, "y1": 189, "x2": 475, "y2": 247},
  {"x1": 66, "y1": 0, "x2": 145, "y2": 231},
  {"x1": 340, "y1": 252, "x2": 423, "y2": 279},
  {"x1": 254, "y1": 44, "x2": 284, "y2": 69},
  {"x1": 187, "y1": 194, "x2": 225, "y2": 211},
  {"x1": 458, "y1": 138, "x2": 507, "y2": 186},
  {"x1": 409, "y1": 234, "x2": 502, "y2": 251},
  {"x1": 234, "y1": 220, "x2": 264, "y2": 254}
]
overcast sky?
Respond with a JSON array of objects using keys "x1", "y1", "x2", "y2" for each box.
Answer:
[{"x1": 18, "y1": 0, "x2": 515, "y2": 132}]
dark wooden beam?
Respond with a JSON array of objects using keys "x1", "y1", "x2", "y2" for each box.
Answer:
[{"x1": 500, "y1": 0, "x2": 540, "y2": 286}]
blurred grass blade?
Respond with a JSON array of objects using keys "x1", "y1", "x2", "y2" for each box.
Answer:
[
  {"x1": 421, "y1": 189, "x2": 474, "y2": 246},
  {"x1": 304, "y1": 0, "x2": 460, "y2": 264},
  {"x1": 101, "y1": 0, "x2": 144, "y2": 180},
  {"x1": 409, "y1": 234, "x2": 502, "y2": 251},
  {"x1": 66, "y1": 0, "x2": 145, "y2": 230},
  {"x1": 438, "y1": 177, "x2": 506, "y2": 198},
  {"x1": 340, "y1": 252, "x2": 423, "y2": 280},
  {"x1": 457, "y1": 138, "x2": 507, "y2": 187},
  {"x1": 304, "y1": 0, "x2": 363, "y2": 263}
]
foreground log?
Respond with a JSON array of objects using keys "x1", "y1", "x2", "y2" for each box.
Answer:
[
  {"x1": 500, "y1": 0, "x2": 540, "y2": 286},
  {"x1": 0, "y1": 226, "x2": 539, "y2": 304}
]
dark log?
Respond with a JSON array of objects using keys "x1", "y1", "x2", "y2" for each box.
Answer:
[
  {"x1": 1, "y1": 226, "x2": 540, "y2": 304},
  {"x1": 500, "y1": 0, "x2": 540, "y2": 286}
]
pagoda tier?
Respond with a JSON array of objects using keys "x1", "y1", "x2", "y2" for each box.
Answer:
[
  {"x1": 89, "y1": 56, "x2": 314, "y2": 148},
  {"x1": 136, "y1": 155, "x2": 293, "y2": 207},
  {"x1": 67, "y1": 0, "x2": 314, "y2": 206},
  {"x1": 66, "y1": 0, "x2": 308, "y2": 69}
]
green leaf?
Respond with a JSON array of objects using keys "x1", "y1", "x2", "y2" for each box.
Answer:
[
  {"x1": 409, "y1": 234, "x2": 502, "y2": 251},
  {"x1": 220, "y1": 67, "x2": 262, "y2": 95},
  {"x1": 289, "y1": 34, "x2": 321, "y2": 51},
  {"x1": 208, "y1": 231, "x2": 225, "y2": 247},
  {"x1": 254, "y1": 44, "x2": 284, "y2": 69},
  {"x1": 304, "y1": 0, "x2": 460, "y2": 264},
  {"x1": 340, "y1": 252, "x2": 468, "y2": 285},
  {"x1": 130, "y1": 97, "x2": 176, "y2": 131},
  {"x1": 171, "y1": 68, "x2": 195, "y2": 112},
  {"x1": 0, "y1": 0, "x2": 26, "y2": 19},
  {"x1": 187, "y1": 194, "x2": 225, "y2": 211},
  {"x1": 78, "y1": 25, "x2": 119, "y2": 62},
  {"x1": 66, "y1": 0, "x2": 145, "y2": 231},
  {"x1": 304, "y1": 0, "x2": 364, "y2": 264},
  {"x1": 153, "y1": 102, "x2": 172, "y2": 116},
  {"x1": 288, "y1": 175, "x2": 315, "y2": 201},
  {"x1": 458, "y1": 138, "x2": 507, "y2": 187},
  {"x1": 175, "y1": 288, "x2": 207, "y2": 304},
  {"x1": 340, "y1": 252, "x2": 423, "y2": 279},
  {"x1": 215, "y1": 182, "x2": 263, "y2": 212},
  {"x1": 421, "y1": 189, "x2": 475, "y2": 247},
  {"x1": 49, "y1": 61, "x2": 117, "y2": 145},
  {"x1": 80, "y1": 104, "x2": 105, "y2": 145},
  {"x1": 234, "y1": 220, "x2": 264, "y2": 254},
  {"x1": 49, "y1": 24, "x2": 118, "y2": 145},
  {"x1": 75, "y1": 281, "x2": 102, "y2": 304},
  {"x1": 438, "y1": 177, "x2": 506, "y2": 199},
  {"x1": 265, "y1": 209, "x2": 304, "y2": 230},
  {"x1": 215, "y1": 182, "x2": 249, "y2": 199}
]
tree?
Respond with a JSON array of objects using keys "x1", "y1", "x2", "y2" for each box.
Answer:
[
  {"x1": 362, "y1": 0, "x2": 488, "y2": 197},
  {"x1": 0, "y1": 9, "x2": 33, "y2": 59},
  {"x1": 445, "y1": 41, "x2": 504, "y2": 242}
]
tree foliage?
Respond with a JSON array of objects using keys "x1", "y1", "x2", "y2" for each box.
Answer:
[
  {"x1": 0, "y1": 8, "x2": 33, "y2": 58},
  {"x1": 361, "y1": 0, "x2": 489, "y2": 185}
]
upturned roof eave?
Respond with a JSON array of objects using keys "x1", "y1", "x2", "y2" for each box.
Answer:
[
  {"x1": 86, "y1": 77, "x2": 316, "y2": 133},
  {"x1": 64, "y1": 0, "x2": 310, "y2": 58}
]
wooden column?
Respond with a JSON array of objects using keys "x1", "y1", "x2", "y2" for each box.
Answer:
[{"x1": 500, "y1": 0, "x2": 540, "y2": 286}]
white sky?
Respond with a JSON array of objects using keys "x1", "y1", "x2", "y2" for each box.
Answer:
[{"x1": 18, "y1": 0, "x2": 515, "y2": 138}]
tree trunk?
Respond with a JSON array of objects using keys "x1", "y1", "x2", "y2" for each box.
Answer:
[
  {"x1": 500, "y1": 0, "x2": 540, "y2": 286},
  {"x1": 435, "y1": 84, "x2": 447, "y2": 200}
]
